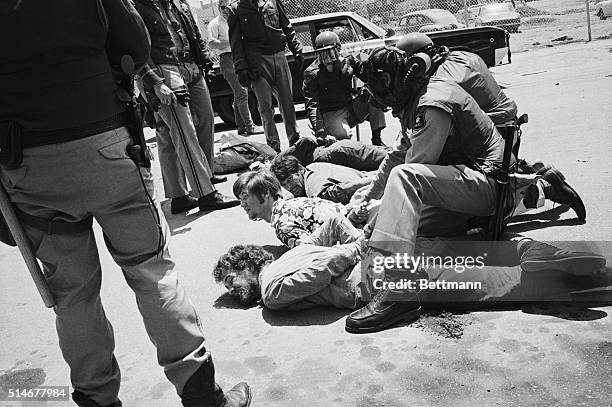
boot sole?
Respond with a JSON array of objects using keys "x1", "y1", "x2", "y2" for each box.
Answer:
[
  {"x1": 345, "y1": 307, "x2": 421, "y2": 334},
  {"x1": 521, "y1": 254, "x2": 606, "y2": 275}
]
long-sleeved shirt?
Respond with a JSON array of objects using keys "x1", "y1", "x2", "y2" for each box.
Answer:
[
  {"x1": 259, "y1": 242, "x2": 365, "y2": 310},
  {"x1": 207, "y1": 15, "x2": 231, "y2": 54},
  {"x1": 304, "y1": 162, "x2": 374, "y2": 205},
  {"x1": 368, "y1": 107, "x2": 451, "y2": 199},
  {"x1": 270, "y1": 197, "x2": 348, "y2": 248}
]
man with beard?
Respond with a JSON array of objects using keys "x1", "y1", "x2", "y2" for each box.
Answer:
[{"x1": 213, "y1": 216, "x2": 607, "y2": 311}]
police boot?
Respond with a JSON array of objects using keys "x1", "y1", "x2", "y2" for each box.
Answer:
[
  {"x1": 72, "y1": 391, "x2": 122, "y2": 407},
  {"x1": 345, "y1": 252, "x2": 426, "y2": 334},
  {"x1": 181, "y1": 353, "x2": 251, "y2": 407},
  {"x1": 540, "y1": 168, "x2": 586, "y2": 221},
  {"x1": 371, "y1": 128, "x2": 386, "y2": 146}
]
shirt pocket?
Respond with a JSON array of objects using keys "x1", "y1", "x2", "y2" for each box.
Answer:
[{"x1": 238, "y1": 10, "x2": 266, "y2": 42}]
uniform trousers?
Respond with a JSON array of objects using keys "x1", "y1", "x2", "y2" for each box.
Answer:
[
  {"x1": 155, "y1": 63, "x2": 215, "y2": 198},
  {"x1": 251, "y1": 51, "x2": 299, "y2": 152},
  {"x1": 369, "y1": 163, "x2": 498, "y2": 256},
  {"x1": 0, "y1": 128, "x2": 208, "y2": 405},
  {"x1": 219, "y1": 53, "x2": 256, "y2": 134},
  {"x1": 321, "y1": 104, "x2": 386, "y2": 140}
]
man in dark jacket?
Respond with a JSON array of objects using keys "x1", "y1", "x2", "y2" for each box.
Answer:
[
  {"x1": 0, "y1": 1, "x2": 249, "y2": 406},
  {"x1": 303, "y1": 31, "x2": 388, "y2": 146},
  {"x1": 227, "y1": 0, "x2": 304, "y2": 152},
  {"x1": 135, "y1": 0, "x2": 240, "y2": 214}
]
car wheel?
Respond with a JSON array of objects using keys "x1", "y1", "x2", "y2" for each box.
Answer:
[
  {"x1": 215, "y1": 95, "x2": 236, "y2": 126},
  {"x1": 599, "y1": 10, "x2": 607, "y2": 20}
]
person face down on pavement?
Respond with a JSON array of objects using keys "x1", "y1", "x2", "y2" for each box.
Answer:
[
  {"x1": 213, "y1": 245, "x2": 275, "y2": 305},
  {"x1": 233, "y1": 170, "x2": 367, "y2": 248},
  {"x1": 269, "y1": 155, "x2": 307, "y2": 198},
  {"x1": 212, "y1": 226, "x2": 608, "y2": 312}
]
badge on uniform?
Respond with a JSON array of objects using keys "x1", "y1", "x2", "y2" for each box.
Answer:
[{"x1": 414, "y1": 112, "x2": 426, "y2": 130}]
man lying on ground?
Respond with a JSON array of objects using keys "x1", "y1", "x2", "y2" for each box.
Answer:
[
  {"x1": 213, "y1": 214, "x2": 608, "y2": 318},
  {"x1": 270, "y1": 155, "x2": 375, "y2": 205},
  {"x1": 232, "y1": 169, "x2": 368, "y2": 248},
  {"x1": 278, "y1": 137, "x2": 391, "y2": 172}
]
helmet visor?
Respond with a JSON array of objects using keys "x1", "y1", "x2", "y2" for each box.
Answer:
[{"x1": 316, "y1": 47, "x2": 340, "y2": 65}]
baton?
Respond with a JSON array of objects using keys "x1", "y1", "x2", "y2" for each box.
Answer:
[{"x1": 0, "y1": 182, "x2": 55, "y2": 307}]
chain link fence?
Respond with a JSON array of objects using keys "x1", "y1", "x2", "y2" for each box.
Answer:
[{"x1": 195, "y1": 0, "x2": 612, "y2": 53}]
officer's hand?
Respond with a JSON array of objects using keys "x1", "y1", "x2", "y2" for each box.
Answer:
[
  {"x1": 204, "y1": 69, "x2": 216, "y2": 89},
  {"x1": 173, "y1": 86, "x2": 191, "y2": 107},
  {"x1": 237, "y1": 70, "x2": 251, "y2": 88},
  {"x1": 348, "y1": 203, "x2": 368, "y2": 226},
  {"x1": 154, "y1": 83, "x2": 177, "y2": 106},
  {"x1": 341, "y1": 59, "x2": 353, "y2": 78},
  {"x1": 324, "y1": 135, "x2": 336, "y2": 147},
  {"x1": 294, "y1": 52, "x2": 305, "y2": 72}
]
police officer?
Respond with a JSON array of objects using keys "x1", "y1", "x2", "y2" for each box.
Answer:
[
  {"x1": 227, "y1": 0, "x2": 304, "y2": 153},
  {"x1": 0, "y1": 1, "x2": 250, "y2": 406},
  {"x1": 344, "y1": 46, "x2": 505, "y2": 334},
  {"x1": 303, "y1": 31, "x2": 388, "y2": 146},
  {"x1": 135, "y1": 0, "x2": 240, "y2": 215},
  {"x1": 396, "y1": 33, "x2": 586, "y2": 221}
]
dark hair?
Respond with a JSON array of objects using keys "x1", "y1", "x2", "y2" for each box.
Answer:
[
  {"x1": 213, "y1": 244, "x2": 274, "y2": 283},
  {"x1": 232, "y1": 169, "x2": 282, "y2": 202},
  {"x1": 270, "y1": 154, "x2": 304, "y2": 184}
]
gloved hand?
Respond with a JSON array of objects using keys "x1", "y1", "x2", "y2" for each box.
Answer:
[
  {"x1": 294, "y1": 52, "x2": 305, "y2": 72},
  {"x1": 204, "y1": 69, "x2": 216, "y2": 89},
  {"x1": 237, "y1": 70, "x2": 251, "y2": 87},
  {"x1": 173, "y1": 86, "x2": 191, "y2": 107},
  {"x1": 340, "y1": 58, "x2": 354, "y2": 81}
]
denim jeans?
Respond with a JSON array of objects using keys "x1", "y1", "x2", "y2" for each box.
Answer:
[{"x1": 219, "y1": 53, "x2": 255, "y2": 133}]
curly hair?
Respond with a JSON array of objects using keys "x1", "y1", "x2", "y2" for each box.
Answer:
[
  {"x1": 212, "y1": 244, "x2": 275, "y2": 284},
  {"x1": 270, "y1": 154, "x2": 304, "y2": 184},
  {"x1": 231, "y1": 169, "x2": 283, "y2": 202}
]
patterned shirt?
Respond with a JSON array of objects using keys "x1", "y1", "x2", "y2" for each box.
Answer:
[{"x1": 270, "y1": 198, "x2": 348, "y2": 248}]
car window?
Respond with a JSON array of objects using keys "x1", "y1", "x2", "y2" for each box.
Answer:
[
  {"x1": 352, "y1": 19, "x2": 378, "y2": 40},
  {"x1": 314, "y1": 18, "x2": 357, "y2": 44},
  {"x1": 293, "y1": 23, "x2": 313, "y2": 52}
]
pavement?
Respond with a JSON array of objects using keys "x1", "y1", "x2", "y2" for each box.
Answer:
[{"x1": 1, "y1": 39, "x2": 612, "y2": 407}]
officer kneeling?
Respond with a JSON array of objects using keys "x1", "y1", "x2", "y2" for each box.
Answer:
[{"x1": 345, "y1": 46, "x2": 505, "y2": 334}]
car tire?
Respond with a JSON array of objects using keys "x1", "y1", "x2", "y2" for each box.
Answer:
[
  {"x1": 215, "y1": 95, "x2": 236, "y2": 126},
  {"x1": 598, "y1": 10, "x2": 607, "y2": 20}
]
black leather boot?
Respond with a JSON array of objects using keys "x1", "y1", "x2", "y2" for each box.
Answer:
[
  {"x1": 371, "y1": 128, "x2": 386, "y2": 146},
  {"x1": 72, "y1": 391, "x2": 122, "y2": 407},
  {"x1": 540, "y1": 168, "x2": 586, "y2": 221},
  {"x1": 345, "y1": 262, "x2": 427, "y2": 334},
  {"x1": 181, "y1": 353, "x2": 251, "y2": 407}
]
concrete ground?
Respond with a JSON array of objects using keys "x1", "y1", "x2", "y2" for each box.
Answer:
[{"x1": 1, "y1": 39, "x2": 612, "y2": 407}]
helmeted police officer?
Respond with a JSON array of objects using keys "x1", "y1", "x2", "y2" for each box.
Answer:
[
  {"x1": 344, "y1": 46, "x2": 505, "y2": 334},
  {"x1": 0, "y1": 1, "x2": 250, "y2": 406},
  {"x1": 396, "y1": 33, "x2": 586, "y2": 222},
  {"x1": 303, "y1": 31, "x2": 387, "y2": 146}
]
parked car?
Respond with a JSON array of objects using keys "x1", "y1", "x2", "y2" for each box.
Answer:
[
  {"x1": 395, "y1": 8, "x2": 466, "y2": 35},
  {"x1": 461, "y1": 3, "x2": 521, "y2": 33},
  {"x1": 209, "y1": 11, "x2": 511, "y2": 126},
  {"x1": 595, "y1": 0, "x2": 612, "y2": 19}
]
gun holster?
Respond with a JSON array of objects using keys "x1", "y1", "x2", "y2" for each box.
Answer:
[{"x1": 0, "y1": 121, "x2": 24, "y2": 170}]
